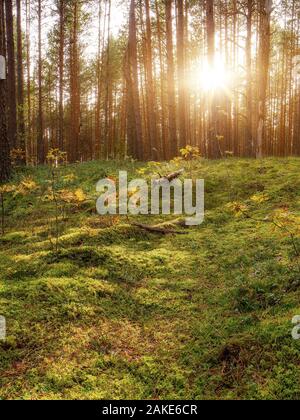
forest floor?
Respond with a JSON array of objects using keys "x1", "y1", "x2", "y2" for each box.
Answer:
[{"x1": 0, "y1": 158, "x2": 300, "y2": 400}]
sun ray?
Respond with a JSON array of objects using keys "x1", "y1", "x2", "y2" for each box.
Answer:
[{"x1": 189, "y1": 54, "x2": 233, "y2": 95}]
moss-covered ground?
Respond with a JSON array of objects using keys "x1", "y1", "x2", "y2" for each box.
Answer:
[{"x1": 0, "y1": 158, "x2": 300, "y2": 400}]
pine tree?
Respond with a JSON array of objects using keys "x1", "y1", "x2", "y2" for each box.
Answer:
[{"x1": 0, "y1": 0, "x2": 11, "y2": 182}]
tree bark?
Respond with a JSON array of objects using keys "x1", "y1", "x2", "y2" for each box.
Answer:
[
  {"x1": 58, "y1": 0, "x2": 65, "y2": 152},
  {"x1": 177, "y1": 0, "x2": 187, "y2": 149},
  {"x1": 126, "y1": 0, "x2": 143, "y2": 160},
  {"x1": 155, "y1": 0, "x2": 168, "y2": 160},
  {"x1": 69, "y1": 0, "x2": 81, "y2": 162},
  {"x1": 25, "y1": 0, "x2": 32, "y2": 163},
  {"x1": 37, "y1": 0, "x2": 44, "y2": 163},
  {"x1": 104, "y1": 0, "x2": 112, "y2": 160},
  {"x1": 206, "y1": 0, "x2": 220, "y2": 158},
  {"x1": 144, "y1": 0, "x2": 159, "y2": 160},
  {"x1": 165, "y1": 0, "x2": 177, "y2": 158},
  {"x1": 16, "y1": 0, "x2": 25, "y2": 156},
  {"x1": 4, "y1": 0, "x2": 17, "y2": 150},
  {"x1": 257, "y1": 0, "x2": 272, "y2": 158},
  {"x1": 95, "y1": 0, "x2": 102, "y2": 159},
  {"x1": 0, "y1": 0, "x2": 11, "y2": 182},
  {"x1": 245, "y1": 0, "x2": 254, "y2": 157}
]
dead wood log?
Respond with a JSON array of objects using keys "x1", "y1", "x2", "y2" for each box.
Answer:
[
  {"x1": 130, "y1": 221, "x2": 189, "y2": 235},
  {"x1": 155, "y1": 169, "x2": 185, "y2": 185},
  {"x1": 155, "y1": 218, "x2": 187, "y2": 228}
]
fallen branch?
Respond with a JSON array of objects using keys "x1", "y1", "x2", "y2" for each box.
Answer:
[
  {"x1": 155, "y1": 217, "x2": 187, "y2": 228},
  {"x1": 155, "y1": 169, "x2": 184, "y2": 185},
  {"x1": 130, "y1": 221, "x2": 189, "y2": 235}
]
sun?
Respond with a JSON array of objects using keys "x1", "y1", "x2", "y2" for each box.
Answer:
[
  {"x1": 189, "y1": 55, "x2": 232, "y2": 93},
  {"x1": 200, "y1": 64, "x2": 228, "y2": 92}
]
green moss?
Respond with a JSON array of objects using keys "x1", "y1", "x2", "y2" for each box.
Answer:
[{"x1": 0, "y1": 158, "x2": 300, "y2": 400}]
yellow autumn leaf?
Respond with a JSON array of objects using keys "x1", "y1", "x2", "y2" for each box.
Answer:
[
  {"x1": 74, "y1": 189, "x2": 86, "y2": 202},
  {"x1": 0, "y1": 184, "x2": 16, "y2": 194},
  {"x1": 250, "y1": 193, "x2": 270, "y2": 204}
]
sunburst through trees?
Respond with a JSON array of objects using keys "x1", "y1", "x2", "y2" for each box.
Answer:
[{"x1": 1, "y1": 0, "x2": 300, "y2": 173}]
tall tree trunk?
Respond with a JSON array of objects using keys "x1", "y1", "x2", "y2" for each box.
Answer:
[
  {"x1": 144, "y1": 0, "x2": 159, "y2": 160},
  {"x1": 95, "y1": 0, "x2": 102, "y2": 159},
  {"x1": 4, "y1": 0, "x2": 17, "y2": 150},
  {"x1": 126, "y1": 0, "x2": 143, "y2": 160},
  {"x1": 165, "y1": 0, "x2": 177, "y2": 157},
  {"x1": 0, "y1": 0, "x2": 11, "y2": 181},
  {"x1": 184, "y1": 0, "x2": 191, "y2": 146},
  {"x1": 294, "y1": 92, "x2": 300, "y2": 155},
  {"x1": 232, "y1": 0, "x2": 239, "y2": 156},
  {"x1": 69, "y1": 0, "x2": 81, "y2": 162},
  {"x1": 104, "y1": 0, "x2": 111, "y2": 160},
  {"x1": 25, "y1": 0, "x2": 31, "y2": 163},
  {"x1": 206, "y1": 0, "x2": 220, "y2": 158},
  {"x1": 245, "y1": 0, "x2": 253, "y2": 157},
  {"x1": 58, "y1": 0, "x2": 65, "y2": 151},
  {"x1": 37, "y1": 0, "x2": 44, "y2": 163},
  {"x1": 257, "y1": 0, "x2": 272, "y2": 158},
  {"x1": 292, "y1": 9, "x2": 300, "y2": 156},
  {"x1": 223, "y1": 0, "x2": 231, "y2": 154},
  {"x1": 16, "y1": 0, "x2": 25, "y2": 156},
  {"x1": 177, "y1": 0, "x2": 187, "y2": 149},
  {"x1": 155, "y1": 0, "x2": 167, "y2": 159}
]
